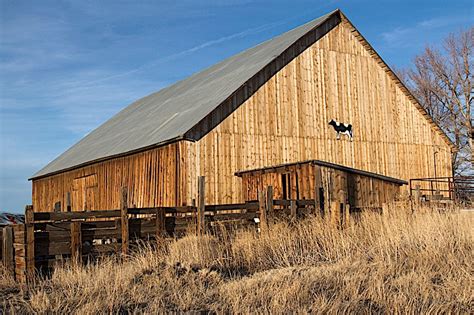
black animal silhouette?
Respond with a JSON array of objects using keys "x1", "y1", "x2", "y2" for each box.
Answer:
[{"x1": 329, "y1": 119, "x2": 353, "y2": 141}]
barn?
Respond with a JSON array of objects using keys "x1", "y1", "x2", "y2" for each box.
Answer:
[{"x1": 30, "y1": 9, "x2": 454, "y2": 213}]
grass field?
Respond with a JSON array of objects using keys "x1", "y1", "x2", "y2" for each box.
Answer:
[{"x1": 1, "y1": 205, "x2": 472, "y2": 313}]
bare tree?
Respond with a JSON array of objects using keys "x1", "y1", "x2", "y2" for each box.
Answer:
[{"x1": 399, "y1": 27, "x2": 473, "y2": 176}]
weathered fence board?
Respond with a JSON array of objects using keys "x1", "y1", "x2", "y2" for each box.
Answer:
[
  {"x1": 4, "y1": 181, "x2": 341, "y2": 285},
  {"x1": 2, "y1": 226, "x2": 14, "y2": 273}
]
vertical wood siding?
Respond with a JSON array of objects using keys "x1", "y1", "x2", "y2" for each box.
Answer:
[
  {"x1": 239, "y1": 163, "x2": 401, "y2": 209},
  {"x1": 183, "y1": 22, "x2": 452, "y2": 204},
  {"x1": 32, "y1": 143, "x2": 183, "y2": 212}
]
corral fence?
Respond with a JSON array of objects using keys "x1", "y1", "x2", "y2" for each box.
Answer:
[
  {"x1": 1, "y1": 177, "x2": 353, "y2": 285},
  {"x1": 410, "y1": 176, "x2": 474, "y2": 203}
]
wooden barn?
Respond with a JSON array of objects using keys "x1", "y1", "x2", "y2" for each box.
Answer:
[{"x1": 30, "y1": 9, "x2": 454, "y2": 213}]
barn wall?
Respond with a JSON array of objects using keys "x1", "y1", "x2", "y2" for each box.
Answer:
[
  {"x1": 32, "y1": 142, "x2": 186, "y2": 212},
  {"x1": 239, "y1": 163, "x2": 401, "y2": 210},
  {"x1": 183, "y1": 21, "x2": 452, "y2": 204}
]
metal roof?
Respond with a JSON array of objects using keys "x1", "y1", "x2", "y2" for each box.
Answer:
[{"x1": 32, "y1": 10, "x2": 338, "y2": 179}]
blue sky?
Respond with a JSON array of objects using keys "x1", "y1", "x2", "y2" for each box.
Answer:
[{"x1": 0, "y1": 0, "x2": 472, "y2": 213}]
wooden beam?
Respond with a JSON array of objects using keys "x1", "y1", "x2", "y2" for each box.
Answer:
[
  {"x1": 2, "y1": 226, "x2": 14, "y2": 275},
  {"x1": 70, "y1": 222, "x2": 82, "y2": 265},
  {"x1": 330, "y1": 201, "x2": 339, "y2": 227},
  {"x1": 120, "y1": 187, "x2": 129, "y2": 255},
  {"x1": 25, "y1": 205, "x2": 35, "y2": 285},
  {"x1": 258, "y1": 190, "x2": 267, "y2": 232},
  {"x1": 156, "y1": 208, "x2": 166, "y2": 240},
  {"x1": 266, "y1": 186, "x2": 274, "y2": 222},
  {"x1": 34, "y1": 210, "x2": 121, "y2": 222},
  {"x1": 314, "y1": 165, "x2": 323, "y2": 216},
  {"x1": 344, "y1": 204, "x2": 350, "y2": 228},
  {"x1": 197, "y1": 176, "x2": 206, "y2": 236},
  {"x1": 414, "y1": 185, "x2": 421, "y2": 205},
  {"x1": 290, "y1": 200, "x2": 297, "y2": 220}
]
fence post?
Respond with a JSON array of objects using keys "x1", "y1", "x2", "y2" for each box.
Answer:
[
  {"x1": 266, "y1": 186, "x2": 274, "y2": 222},
  {"x1": 70, "y1": 222, "x2": 82, "y2": 265},
  {"x1": 344, "y1": 204, "x2": 351, "y2": 227},
  {"x1": 290, "y1": 200, "x2": 297, "y2": 220},
  {"x1": 197, "y1": 176, "x2": 206, "y2": 236},
  {"x1": 324, "y1": 172, "x2": 333, "y2": 216},
  {"x1": 156, "y1": 208, "x2": 166, "y2": 240},
  {"x1": 330, "y1": 201, "x2": 339, "y2": 226},
  {"x1": 314, "y1": 165, "x2": 322, "y2": 216},
  {"x1": 2, "y1": 226, "x2": 14, "y2": 274},
  {"x1": 120, "y1": 187, "x2": 129, "y2": 255},
  {"x1": 258, "y1": 190, "x2": 267, "y2": 232},
  {"x1": 25, "y1": 205, "x2": 34, "y2": 285},
  {"x1": 414, "y1": 185, "x2": 421, "y2": 204}
]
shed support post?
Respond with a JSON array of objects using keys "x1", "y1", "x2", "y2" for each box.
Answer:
[
  {"x1": 314, "y1": 165, "x2": 323, "y2": 216},
  {"x1": 290, "y1": 200, "x2": 297, "y2": 220},
  {"x1": 2, "y1": 226, "x2": 14, "y2": 274},
  {"x1": 120, "y1": 187, "x2": 129, "y2": 256},
  {"x1": 328, "y1": 201, "x2": 338, "y2": 227},
  {"x1": 324, "y1": 171, "x2": 333, "y2": 217},
  {"x1": 414, "y1": 185, "x2": 421, "y2": 205},
  {"x1": 258, "y1": 190, "x2": 267, "y2": 232},
  {"x1": 70, "y1": 222, "x2": 82, "y2": 265},
  {"x1": 266, "y1": 186, "x2": 274, "y2": 222},
  {"x1": 25, "y1": 205, "x2": 34, "y2": 285},
  {"x1": 197, "y1": 176, "x2": 206, "y2": 236},
  {"x1": 156, "y1": 208, "x2": 166, "y2": 241},
  {"x1": 344, "y1": 204, "x2": 350, "y2": 227}
]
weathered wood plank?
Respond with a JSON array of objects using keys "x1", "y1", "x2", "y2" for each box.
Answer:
[
  {"x1": 290, "y1": 200, "x2": 297, "y2": 219},
  {"x1": 197, "y1": 176, "x2": 206, "y2": 236},
  {"x1": 70, "y1": 222, "x2": 82, "y2": 264},
  {"x1": 34, "y1": 210, "x2": 121, "y2": 222},
  {"x1": 258, "y1": 190, "x2": 267, "y2": 232},
  {"x1": 120, "y1": 187, "x2": 129, "y2": 255},
  {"x1": 266, "y1": 186, "x2": 274, "y2": 220},
  {"x1": 2, "y1": 226, "x2": 14, "y2": 274},
  {"x1": 25, "y1": 205, "x2": 35, "y2": 284}
]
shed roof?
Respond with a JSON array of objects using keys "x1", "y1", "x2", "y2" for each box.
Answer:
[
  {"x1": 32, "y1": 10, "x2": 337, "y2": 179},
  {"x1": 235, "y1": 159, "x2": 408, "y2": 185}
]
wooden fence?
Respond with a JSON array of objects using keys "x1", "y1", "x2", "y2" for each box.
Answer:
[{"x1": 2, "y1": 178, "x2": 352, "y2": 285}]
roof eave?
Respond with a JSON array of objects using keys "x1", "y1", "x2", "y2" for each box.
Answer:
[{"x1": 29, "y1": 135, "x2": 191, "y2": 181}]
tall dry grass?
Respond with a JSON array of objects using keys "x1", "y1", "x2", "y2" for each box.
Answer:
[{"x1": 1, "y1": 206, "x2": 472, "y2": 313}]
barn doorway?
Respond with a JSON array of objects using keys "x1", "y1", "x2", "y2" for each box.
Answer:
[{"x1": 72, "y1": 174, "x2": 98, "y2": 211}]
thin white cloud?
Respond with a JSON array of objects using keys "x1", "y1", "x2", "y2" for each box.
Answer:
[
  {"x1": 58, "y1": 20, "x2": 284, "y2": 93},
  {"x1": 381, "y1": 15, "x2": 472, "y2": 47}
]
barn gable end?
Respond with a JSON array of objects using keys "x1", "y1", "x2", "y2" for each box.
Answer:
[{"x1": 181, "y1": 17, "x2": 453, "y2": 204}]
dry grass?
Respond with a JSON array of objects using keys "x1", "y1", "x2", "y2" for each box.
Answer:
[{"x1": 1, "y1": 206, "x2": 472, "y2": 313}]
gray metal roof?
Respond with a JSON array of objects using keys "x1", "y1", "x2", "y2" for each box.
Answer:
[{"x1": 32, "y1": 10, "x2": 337, "y2": 179}]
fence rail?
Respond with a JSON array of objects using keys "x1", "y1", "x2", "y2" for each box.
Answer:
[
  {"x1": 3, "y1": 178, "x2": 352, "y2": 285},
  {"x1": 409, "y1": 176, "x2": 474, "y2": 202}
]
